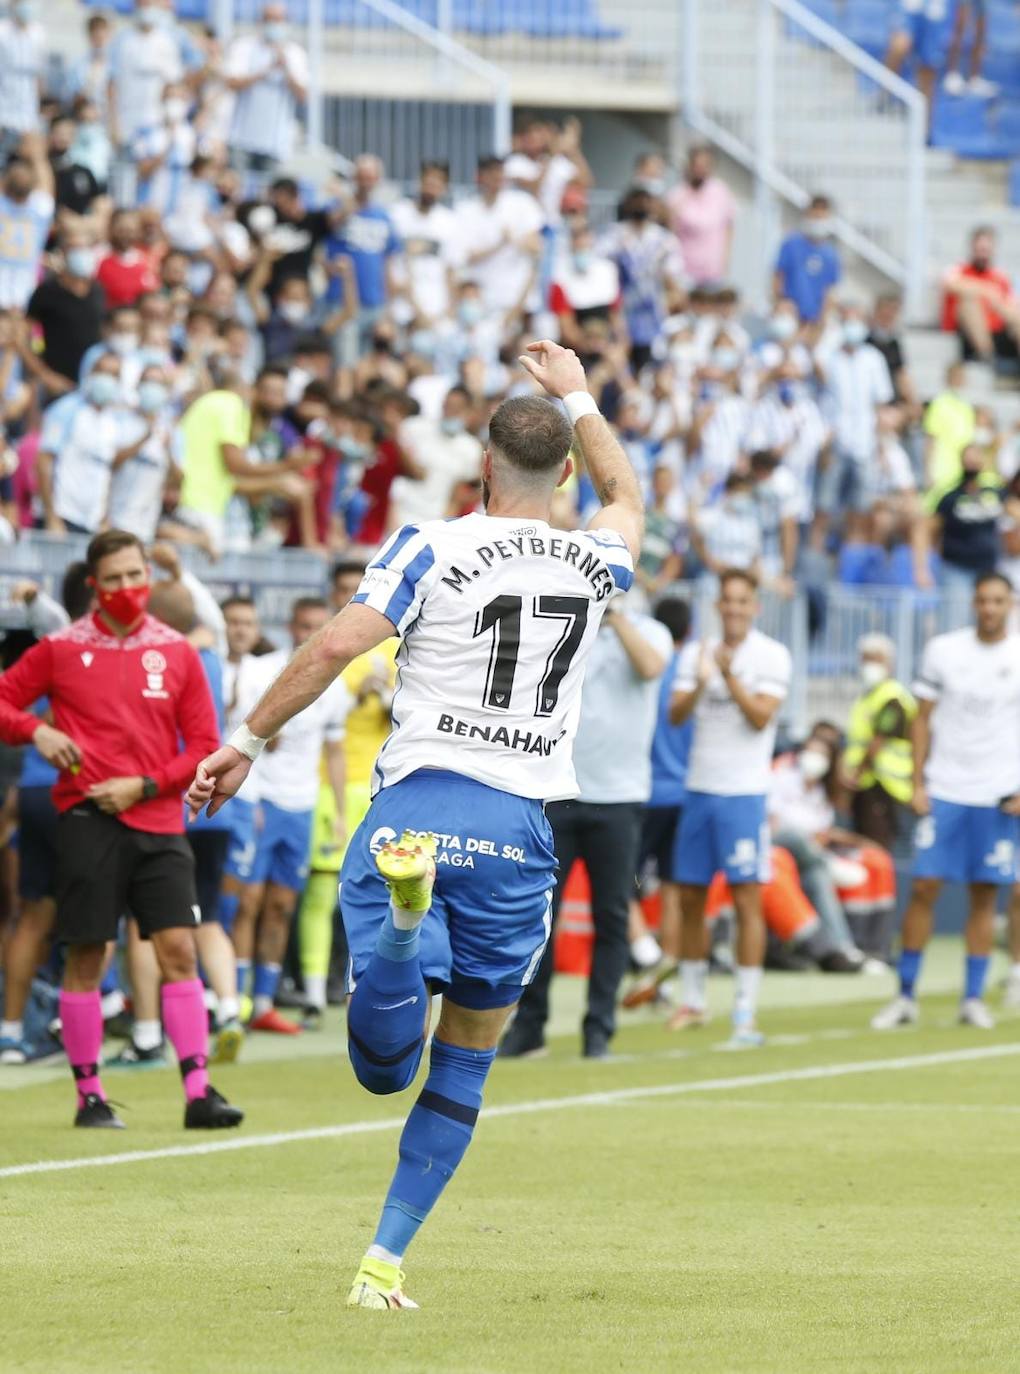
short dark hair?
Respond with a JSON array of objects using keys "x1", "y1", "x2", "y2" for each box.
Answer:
[
  {"x1": 975, "y1": 570, "x2": 1013, "y2": 594},
  {"x1": 256, "y1": 364, "x2": 289, "y2": 385},
  {"x1": 421, "y1": 159, "x2": 449, "y2": 178},
  {"x1": 718, "y1": 566, "x2": 759, "y2": 594},
  {"x1": 808, "y1": 193, "x2": 832, "y2": 212},
  {"x1": 654, "y1": 597, "x2": 691, "y2": 644},
  {"x1": 300, "y1": 379, "x2": 332, "y2": 405},
  {"x1": 62, "y1": 561, "x2": 91, "y2": 619},
  {"x1": 488, "y1": 396, "x2": 573, "y2": 477},
  {"x1": 332, "y1": 559, "x2": 366, "y2": 583},
  {"x1": 477, "y1": 154, "x2": 504, "y2": 173},
  {"x1": 291, "y1": 595, "x2": 329, "y2": 618},
  {"x1": 972, "y1": 224, "x2": 996, "y2": 242},
  {"x1": 270, "y1": 177, "x2": 299, "y2": 197},
  {"x1": 221, "y1": 594, "x2": 256, "y2": 614},
  {"x1": 86, "y1": 529, "x2": 145, "y2": 577}
]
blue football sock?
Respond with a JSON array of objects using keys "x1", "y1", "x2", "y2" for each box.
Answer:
[
  {"x1": 898, "y1": 948, "x2": 923, "y2": 998},
  {"x1": 347, "y1": 913, "x2": 427, "y2": 1096},
  {"x1": 217, "y1": 890, "x2": 240, "y2": 935},
  {"x1": 372, "y1": 1038, "x2": 497, "y2": 1261},
  {"x1": 236, "y1": 959, "x2": 251, "y2": 997},
  {"x1": 964, "y1": 954, "x2": 990, "y2": 1001},
  {"x1": 99, "y1": 961, "x2": 121, "y2": 995},
  {"x1": 252, "y1": 962, "x2": 280, "y2": 1003}
]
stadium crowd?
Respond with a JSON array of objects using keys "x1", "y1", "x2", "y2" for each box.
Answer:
[{"x1": 3, "y1": 2, "x2": 1020, "y2": 1086}]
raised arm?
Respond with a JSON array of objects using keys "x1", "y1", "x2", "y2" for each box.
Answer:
[
  {"x1": 186, "y1": 602, "x2": 394, "y2": 817},
  {"x1": 517, "y1": 339, "x2": 644, "y2": 561}
]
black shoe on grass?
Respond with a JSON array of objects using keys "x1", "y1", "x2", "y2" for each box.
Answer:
[
  {"x1": 184, "y1": 1086, "x2": 244, "y2": 1130},
  {"x1": 74, "y1": 1093, "x2": 125, "y2": 1129}
]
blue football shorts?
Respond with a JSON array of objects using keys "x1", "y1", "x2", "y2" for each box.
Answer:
[{"x1": 340, "y1": 768, "x2": 557, "y2": 1009}]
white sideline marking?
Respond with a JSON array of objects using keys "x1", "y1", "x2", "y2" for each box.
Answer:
[{"x1": 1, "y1": 1041, "x2": 1018, "y2": 1181}]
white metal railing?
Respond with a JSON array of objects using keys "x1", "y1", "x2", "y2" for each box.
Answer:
[{"x1": 681, "y1": 0, "x2": 927, "y2": 318}]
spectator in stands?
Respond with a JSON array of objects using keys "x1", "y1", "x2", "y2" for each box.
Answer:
[
  {"x1": 131, "y1": 79, "x2": 196, "y2": 217},
  {"x1": 686, "y1": 338, "x2": 751, "y2": 492},
  {"x1": 942, "y1": 227, "x2": 1020, "y2": 369},
  {"x1": 389, "y1": 385, "x2": 481, "y2": 526},
  {"x1": 224, "y1": 2, "x2": 308, "y2": 172},
  {"x1": 843, "y1": 633, "x2": 917, "y2": 851},
  {"x1": 814, "y1": 301, "x2": 894, "y2": 547},
  {"x1": 773, "y1": 194, "x2": 841, "y2": 326},
  {"x1": 97, "y1": 209, "x2": 159, "y2": 309},
  {"x1": 0, "y1": 133, "x2": 53, "y2": 311},
  {"x1": 107, "y1": 2, "x2": 183, "y2": 202},
  {"x1": 749, "y1": 448, "x2": 799, "y2": 595},
  {"x1": 548, "y1": 219, "x2": 621, "y2": 353},
  {"x1": 35, "y1": 351, "x2": 129, "y2": 534},
  {"x1": 884, "y1": 0, "x2": 943, "y2": 126},
  {"x1": 636, "y1": 465, "x2": 686, "y2": 598},
  {"x1": 457, "y1": 155, "x2": 543, "y2": 331},
  {"x1": 921, "y1": 442, "x2": 1010, "y2": 598},
  {"x1": 691, "y1": 469, "x2": 763, "y2": 581},
  {"x1": 24, "y1": 221, "x2": 103, "y2": 402},
  {"x1": 505, "y1": 114, "x2": 592, "y2": 238},
  {"x1": 868, "y1": 292, "x2": 919, "y2": 415},
  {"x1": 324, "y1": 157, "x2": 399, "y2": 367},
  {"x1": 923, "y1": 361, "x2": 975, "y2": 500},
  {"x1": 64, "y1": 12, "x2": 112, "y2": 118},
  {"x1": 944, "y1": 0, "x2": 997, "y2": 98},
  {"x1": 666, "y1": 144, "x2": 736, "y2": 288},
  {"x1": 248, "y1": 246, "x2": 356, "y2": 365},
  {"x1": 107, "y1": 362, "x2": 181, "y2": 542},
  {"x1": 48, "y1": 110, "x2": 106, "y2": 220},
  {"x1": 0, "y1": 1, "x2": 45, "y2": 151},
  {"x1": 501, "y1": 602, "x2": 672, "y2": 1059},
  {"x1": 391, "y1": 161, "x2": 459, "y2": 330},
  {"x1": 602, "y1": 184, "x2": 685, "y2": 371}
]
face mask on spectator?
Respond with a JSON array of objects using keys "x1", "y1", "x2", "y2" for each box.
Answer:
[
  {"x1": 776, "y1": 380, "x2": 797, "y2": 407},
  {"x1": 804, "y1": 216, "x2": 832, "y2": 239},
  {"x1": 712, "y1": 345, "x2": 740, "y2": 372},
  {"x1": 409, "y1": 329, "x2": 436, "y2": 358},
  {"x1": 798, "y1": 748, "x2": 830, "y2": 783},
  {"x1": 65, "y1": 246, "x2": 96, "y2": 278},
  {"x1": 86, "y1": 373, "x2": 120, "y2": 407},
  {"x1": 459, "y1": 300, "x2": 482, "y2": 327},
  {"x1": 138, "y1": 380, "x2": 169, "y2": 415},
  {"x1": 769, "y1": 313, "x2": 797, "y2": 342},
  {"x1": 572, "y1": 250, "x2": 593, "y2": 273},
  {"x1": 135, "y1": 5, "x2": 158, "y2": 28},
  {"x1": 165, "y1": 98, "x2": 189, "y2": 124},
  {"x1": 973, "y1": 426, "x2": 994, "y2": 445},
  {"x1": 109, "y1": 330, "x2": 140, "y2": 356},
  {"x1": 842, "y1": 319, "x2": 868, "y2": 348},
  {"x1": 139, "y1": 345, "x2": 171, "y2": 367},
  {"x1": 727, "y1": 491, "x2": 754, "y2": 515},
  {"x1": 859, "y1": 660, "x2": 887, "y2": 689},
  {"x1": 264, "y1": 21, "x2": 288, "y2": 42},
  {"x1": 440, "y1": 416, "x2": 465, "y2": 437},
  {"x1": 278, "y1": 300, "x2": 309, "y2": 324}
]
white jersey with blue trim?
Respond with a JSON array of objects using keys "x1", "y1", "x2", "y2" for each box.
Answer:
[{"x1": 353, "y1": 512, "x2": 635, "y2": 802}]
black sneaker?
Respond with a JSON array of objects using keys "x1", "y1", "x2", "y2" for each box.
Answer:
[
  {"x1": 74, "y1": 1094, "x2": 126, "y2": 1129},
  {"x1": 184, "y1": 1086, "x2": 244, "y2": 1130},
  {"x1": 497, "y1": 1022, "x2": 547, "y2": 1059},
  {"x1": 301, "y1": 1005, "x2": 324, "y2": 1032},
  {"x1": 818, "y1": 949, "x2": 865, "y2": 974}
]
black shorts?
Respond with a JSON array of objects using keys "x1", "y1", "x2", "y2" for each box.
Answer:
[
  {"x1": 18, "y1": 785, "x2": 58, "y2": 902},
  {"x1": 638, "y1": 804, "x2": 683, "y2": 884},
  {"x1": 959, "y1": 326, "x2": 1019, "y2": 363},
  {"x1": 55, "y1": 804, "x2": 200, "y2": 947},
  {"x1": 187, "y1": 828, "x2": 230, "y2": 924}
]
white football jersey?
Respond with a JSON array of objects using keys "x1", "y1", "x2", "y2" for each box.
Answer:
[
  {"x1": 222, "y1": 652, "x2": 278, "y2": 803},
  {"x1": 353, "y1": 513, "x2": 634, "y2": 801},
  {"x1": 914, "y1": 627, "x2": 1020, "y2": 806}
]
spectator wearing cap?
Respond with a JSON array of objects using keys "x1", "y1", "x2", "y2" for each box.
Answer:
[
  {"x1": 666, "y1": 144, "x2": 736, "y2": 288},
  {"x1": 224, "y1": 3, "x2": 308, "y2": 172}
]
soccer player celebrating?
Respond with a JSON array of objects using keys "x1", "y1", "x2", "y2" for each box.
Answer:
[
  {"x1": 669, "y1": 569, "x2": 793, "y2": 1046},
  {"x1": 0, "y1": 530, "x2": 243, "y2": 1131},
  {"x1": 187, "y1": 340, "x2": 643, "y2": 1309},
  {"x1": 872, "y1": 572, "x2": 1020, "y2": 1030}
]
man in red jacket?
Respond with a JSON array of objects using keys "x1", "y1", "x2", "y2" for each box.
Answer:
[{"x1": 0, "y1": 529, "x2": 243, "y2": 1131}]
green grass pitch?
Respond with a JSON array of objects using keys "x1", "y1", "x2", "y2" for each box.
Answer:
[{"x1": 2, "y1": 940, "x2": 1018, "y2": 1374}]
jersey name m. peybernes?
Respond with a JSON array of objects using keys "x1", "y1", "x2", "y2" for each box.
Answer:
[{"x1": 353, "y1": 512, "x2": 634, "y2": 801}]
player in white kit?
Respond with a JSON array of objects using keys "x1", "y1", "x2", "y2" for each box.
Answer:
[
  {"x1": 670, "y1": 569, "x2": 792, "y2": 1046},
  {"x1": 872, "y1": 572, "x2": 1020, "y2": 1030},
  {"x1": 186, "y1": 340, "x2": 644, "y2": 1310}
]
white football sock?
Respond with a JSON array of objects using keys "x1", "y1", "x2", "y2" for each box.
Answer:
[
  {"x1": 680, "y1": 959, "x2": 708, "y2": 1011},
  {"x1": 1, "y1": 1019, "x2": 23, "y2": 1040},
  {"x1": 133, "y1": 1019, "x2": 162, "y2": 1052},
  {"x1": 366, "y1": 1243, "x2": 403, "y2": 1267},
  {"x1": 303, "y1": 974, "x2": 327, "y2": 1010},
  {"x1": 734, "y1": 965, "x2": 763, "y2": 1021},
  {"x1": 217, "y1": 995, "x2": 240, "y2": 1024},
  {"x1": 631, "y1": 934, "x2": 662, "y2": 969}
]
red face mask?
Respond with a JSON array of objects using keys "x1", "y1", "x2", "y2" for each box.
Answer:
[{"x1": 96, "y1": 583, "x2": 150, "y2": 628}]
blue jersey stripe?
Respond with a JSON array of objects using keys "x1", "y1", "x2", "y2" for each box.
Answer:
[
  {"x1": 382, "y1": 546, "x2": 436, "y2": 628},
  {"x1": 373, "y1": 523, "x2": 421, "y2": 571},
  {"x1": 606, "y1": 560, "x2": 634, "y2": 591}
]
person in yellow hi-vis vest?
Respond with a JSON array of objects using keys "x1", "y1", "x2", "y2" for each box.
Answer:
[
  {"x1": 297, "y1": 562, "x2": 398, "y2": 1025},
  {"x1": 842, "y1": 633, "x2": 917, "y2": 851}
]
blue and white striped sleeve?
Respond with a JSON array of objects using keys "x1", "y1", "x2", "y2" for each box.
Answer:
[
  {"x1": 585, "y1": 527, "x2": 634, "y2": 592},
  {"x1": 352, "y1": 524, "x2": 438, "y2": 636}
]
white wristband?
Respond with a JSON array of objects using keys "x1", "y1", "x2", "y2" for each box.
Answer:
[
  {"x1": 563, "y1": 391, "x2": 601, "y2": 426},
  {"x1": 228, "y1": 724, "x2": 267, "y2": 762}
]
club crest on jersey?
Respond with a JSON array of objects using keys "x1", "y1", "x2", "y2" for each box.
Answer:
[
  {"x1": 80, "y1": 652, "x2": 93, "y2": 668},
  {"x1": 141, "y1": 649, "x2": 169, "y2": 700}
]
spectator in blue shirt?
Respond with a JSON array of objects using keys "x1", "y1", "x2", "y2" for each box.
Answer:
[
  {"x1": 324, "y1": 155, "x2": 401, "y2": 373},
  {"x1": 773, "y1": 194, "x2": 841, "y2": 325},
  {"x1": 621, "y1": 597, "x2": 694, "y2": 1013}
]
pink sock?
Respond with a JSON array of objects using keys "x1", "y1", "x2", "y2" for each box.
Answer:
[
  {"x1": 161, "y1": 978, "x2": 210, "y2": 1102},
  {"x1": 59, "y1": 990, "x2": 105, "y2": 1108}
]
